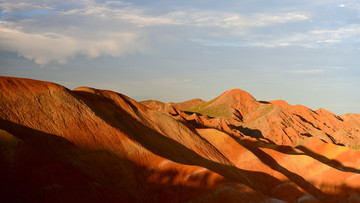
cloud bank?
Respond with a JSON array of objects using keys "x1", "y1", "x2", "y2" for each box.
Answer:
[
  {"x1": 1, "y1": 0, "x2": 360, "y2": 65},
  {"x1": 0, "y1": 22, "x2": 143, "y2": 65},
  {"x1": 0, "y1": 0, "x2": 310, "y2": 65}
]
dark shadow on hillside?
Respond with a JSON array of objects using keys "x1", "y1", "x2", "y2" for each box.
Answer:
[
  {"x1": 336, "y1": 116, "x2": 344, "y2": 122},
  {"x1": 227, "y1": 124, "x2": 275, "y2": 144},
  {"x1": 75, "y1": 89, "x2": 360, "y2": 180},
  {"x1": 259, "y1": 101, "x2": 271, "y2": 104},
  {"x1": 301, "y1": 133, "x2": 313, "y2": 137},
  {"x1": 184, "y1": 111, "x2": 216, "y2": 119},
  {"x1": 183, "y1": 111, "x2": 203, "y2": 116},
  {"x1": 0, "y1": 119, "x2": 130, "y2": 202},
  {"x1": 254, "y1": 143, "x2": 306, "y2": 156},
  {"x1": 294, "y1": 114, "x2": 322, "y2": 131},
  {"x1": 0, "y1": 107, "x2": 356, "y2": 202},
  {"x1": 236, "y1": 125, "x2": 264, "y2": 139},
  {"x1": 296, "y1": 145, "x2": 360, "y2": 173},
  {"x1": 0, "y1": 119, "x2": 234, "y2": 202},
  {"x1": 324, "y1": 132, "x2": 341, "y2": 146},
  {"x1": 72, "y1": 90, "x2": 288, "y2": 196},
  {"x1": 294, "y1": 114, "x2": 341, "y2": 145},
  {"x1": 226, "y1": 136, "x2": 339, "y2": 202}
]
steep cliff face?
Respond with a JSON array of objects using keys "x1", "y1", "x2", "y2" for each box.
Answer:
[{"x1": 1, "y1": 76, "x2": 360, "y2": 202}]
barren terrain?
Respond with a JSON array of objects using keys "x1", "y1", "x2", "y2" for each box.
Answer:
[{"x1": 1, "y1": 76, "x2": 360, "y2": 202}]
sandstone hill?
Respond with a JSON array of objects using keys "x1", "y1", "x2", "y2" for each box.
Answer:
[{"x1": 1, "y1": 76, "x2": 360, "y2": 202}]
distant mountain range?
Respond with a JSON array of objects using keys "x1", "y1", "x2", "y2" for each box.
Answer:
[{"x1": 1, "y1": 76, "x2": 360, "y2": 202}]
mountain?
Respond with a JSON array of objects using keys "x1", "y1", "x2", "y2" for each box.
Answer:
[
  {"x1": 140, "y1": 98, "x2": 205, "y2": 112},
  {"x1": 1, "y1": 76, "x2": 360, "y2": 202},
  {"x1": 188, "y1": 88, "x2": 259, "y2": 120},
  {"x1": 185, "y1": 88, "x2": 360, "y2": 148}
]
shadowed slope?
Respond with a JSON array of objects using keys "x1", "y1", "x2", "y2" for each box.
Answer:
[
  {"x1": 2, "y1": 76, "x2": 360, "y2": 202},
  {"x1": 72, "y1": 86, "x2": 232, "y2": 165},
  {"x1": 0, "y1": 77, "x2": 280, "y2": 202},
  {"x1": 0, "y1": 78, "x2": 236, "y2": 202},
  {"x1": 72, "y1": 87, "x2": 292, "y2": 197},
  {"x1": 0, "y1": 125, "x2": 129, "y2": 203}
]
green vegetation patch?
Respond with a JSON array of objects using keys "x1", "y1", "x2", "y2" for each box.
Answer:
[
  {"x1": 354, "y1": 142, "x2": 360, "y2": 150},
  {"x1": 188, "y1": 97, "x2": 218, "y2": 112},
  {"x1": 188, "y1": 96, "x2": 232, "y2": 118},
  {"x1": 259, "y1": 105, "x2": 274, "y2": 117},
  {"x1": 197, "y1": 103, "x2": 231, "y2": 118}
]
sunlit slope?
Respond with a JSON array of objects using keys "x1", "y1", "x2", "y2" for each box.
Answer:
[
  {"x1": 1, "y1": 76, "x2": 360, "y2": 202},
  {"x1": 186, "y1": 88, "x2": 360, "y2": 148}
]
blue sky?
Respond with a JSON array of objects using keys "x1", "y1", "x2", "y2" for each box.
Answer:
[{"x1": 1, "y1": 0, "x2": 360, "y2": 115}]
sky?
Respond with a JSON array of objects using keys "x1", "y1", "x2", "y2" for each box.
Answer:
[{"x1": 0, "y1": 0, "x2": 360, "y2": 115}]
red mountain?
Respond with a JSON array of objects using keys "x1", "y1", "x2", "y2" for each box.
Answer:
[{"x1": 1, "y1": 76, "x2": 360, "y2": 202}]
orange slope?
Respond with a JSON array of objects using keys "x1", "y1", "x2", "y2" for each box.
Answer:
[{"x1": 1, "y1": 76, "x2": 360, "y2": 202}]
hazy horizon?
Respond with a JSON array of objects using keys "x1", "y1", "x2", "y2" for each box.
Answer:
[{"x1": 1, "y1": 0, "x2": 360, "y2": 115}]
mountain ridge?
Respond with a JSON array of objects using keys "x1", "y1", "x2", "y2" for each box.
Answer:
[
  {"x1": 180, "y1": 88, "x2": 360, "y2": 148},
  {"x1": 1, "y1": 76, "x2": 360, "y2": 202}
]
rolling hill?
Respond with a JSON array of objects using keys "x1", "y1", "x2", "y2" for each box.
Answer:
[{"x1": 1, "y1": 76, "x2": 360, "y2": 202}]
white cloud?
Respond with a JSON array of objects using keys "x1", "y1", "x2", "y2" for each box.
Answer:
[
  {"x1": 60, "y1": 2, "x2": 184, "y2": 26},
  {"x1": 171, "y1": 11, "x2": 309, "y2": 35},
  {"x1": 240, "y1": 24, "x2": 360, "y2": 48},
  {"x1": 2, "y1": 0, "x2": 358, "y2": 66},
  {"x1": 0, "y1": 22, "x2": 145, "y2": 66},
  {"x1": 330, "y1": 66, "x2": 345, "y2": 70},
  {"x1": 292, "y1": 69, "x2": 325, "y2": 74},
  {"x1": 254, "y1": 12, "x2": 309, "y2": 24},
  {"x1": 290, "y1": 66, "x2": 346, "y2": 74},
  {"x1": 0, "y1": 0, "x2": 313, "y2": 66},
  {"x1": 61, "y1": 3, "x2": 309, "y2": 29},
  {"x1": 0, "y1": 1, "x2": 52, "y2": 13},
  {"x1": 0, "y1": 1, "x2": 153, "y2": 65}
]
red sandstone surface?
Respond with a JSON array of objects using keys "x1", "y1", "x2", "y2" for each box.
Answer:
[{"x1": 1, "y1": 76, "x2": 360, "y2": 202}]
